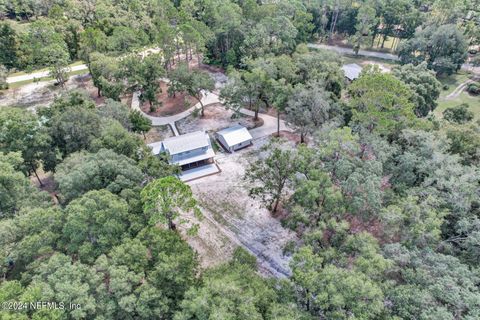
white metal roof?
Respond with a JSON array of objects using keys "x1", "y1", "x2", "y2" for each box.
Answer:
[
  {"x1": 161, "y1": 131, "x2": 210, "y2": 155},
  {"x1": 342, "y1": 63, "x2": 363, "y2": 81},
  {"x1": 216, "y1": 125, "x2": 253, "y2": 147},
  {"x1": 148, "y1": 141, "x2": 163, "y2": 155}
]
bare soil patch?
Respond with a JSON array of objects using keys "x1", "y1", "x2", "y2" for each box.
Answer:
[
  {"x1": 140, "y1": 81, "x2": 197, "y2": 117},
  {"x1": 272, "y1": 130, "x2": 303, "y2": 144},
  {"x1": 183, "y1": 138, "x2": 298, "y2": 277},
  {"x1": 144, "y1": 125, "x2": 174, "y2": 144},
  {"x1": 0, "y1": 74, "x2": 131, "y2": 110},
  {"x1": 177, "y1": 103, "x2": 262, "y2": 135}
]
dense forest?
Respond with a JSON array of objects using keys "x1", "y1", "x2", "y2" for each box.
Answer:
[{"x1": 1, "y1": 0, "x2": 480, "y2": 319}]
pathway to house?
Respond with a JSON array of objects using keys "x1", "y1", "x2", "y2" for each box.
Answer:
[
  {"x1": 444, "y1": 76, "x2": 480, "y2": 99},
  {"x1": 131, "y1": 89, "x2": 290, "y2": 138}
]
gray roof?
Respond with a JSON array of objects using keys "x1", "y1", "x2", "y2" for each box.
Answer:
[
  {"x1": 148, "y1": 141, "x2": 163, "y2": 155},
  {"x1": 216, "y1": 124, "x2": 253, "y2": 147},
  {"x1": 342, "y1": 63, "x2": 363, "y2": 80},
  {"x1": 161, "y1": 131, "x2": 210, "y2": 155}
]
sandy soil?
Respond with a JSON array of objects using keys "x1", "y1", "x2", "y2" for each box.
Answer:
[
  {"x1": 0, "y1": 74, "x2": 131, "y2": 110},
  {"x1": 183, "y1": 137, "x2": 298, "y2": 277},
  {"x1": 144, "y1": 125, "x2": 174, "y2": 144},
  {"x1": 140, "y1": 81, "x2": 197, "y2": 116},
  {"x1": 176, "y1": 103, "x2": 262, "y2": 135}
]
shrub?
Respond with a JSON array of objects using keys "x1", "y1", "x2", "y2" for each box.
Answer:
[
  {"x1": 443, "y1": 103, "x2": 474, "y2": 124},
  {"x1": 466, "y1": 82, "x2": 480, "y2": 95}
]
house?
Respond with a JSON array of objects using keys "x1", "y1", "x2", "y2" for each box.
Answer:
[
  {"x1": 342, "y1": 63, "x2": 363, "y2": 81},
  {"x1": 216, "y1": 124, "x2": 253, "y2": 152},
  {"x1": 148, "y1": 131, "x2": 216, "y2": 171}
]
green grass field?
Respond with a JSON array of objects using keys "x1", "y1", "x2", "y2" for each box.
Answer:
[
  {"x1": 8, "y1": 60, "x2": 85, "y2": 77},
  {"x1": 435, "y1": 72, "x2": 480, "y2": 121}
]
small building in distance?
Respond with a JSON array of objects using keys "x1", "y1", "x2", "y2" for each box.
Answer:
[
  {"x1": 216, "y1": 124, "x2": 253, "y2": 152},
  {"x1": 148, "y1": 130, "x2": 215, "y2": 171},
  {"x1": 342, "y1": 63, "x2": 363, "y2": 81}
]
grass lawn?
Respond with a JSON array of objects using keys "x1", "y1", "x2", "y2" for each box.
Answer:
[
  {"x1": 370, "y1": 36, "x2": 399, "y2": 51},
  {"x1": 435, "y1": 92, "x2": 480, "y2": 121},
  {"x1": 435, "y1": 71, "x2": 480, "y2": 121},
  {"x1": 8, "y1": 60, "x2": 85, "y2": 77}
]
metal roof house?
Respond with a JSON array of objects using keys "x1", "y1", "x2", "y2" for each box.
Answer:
[
  {"x1": 341, "y1": 63, "x2": 363, "y2": 81},
  {"x1": 216, "y1": 125, "x2": 253, "y2": 152},
  {"x1": 148, "y1": 131, "x2": 216, "y2": 171}
]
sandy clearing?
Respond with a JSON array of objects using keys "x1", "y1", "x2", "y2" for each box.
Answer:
[{"x1": 184, "y1": 139, "x2": 298, "y2": 278}]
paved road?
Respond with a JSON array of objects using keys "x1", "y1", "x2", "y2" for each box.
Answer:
[
  {"x1": 307, "y1": 43, "x2": 400, "y2": 61},
  {"x1": 308, "y1": 43, "x2": 480, "y2": 75},
  {"x1": 6, "y1": 64, "x2": 89, "y2": 84}
]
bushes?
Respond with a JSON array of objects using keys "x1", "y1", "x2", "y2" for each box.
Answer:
[
  {"x1": 466, "y1": 82, "x2": 480, "y2": 95},
  {"x1": 443, "y1": 103, "x2": 474, "y2": 124}
]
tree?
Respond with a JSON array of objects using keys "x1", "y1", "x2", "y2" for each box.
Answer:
[
  {"x1": 348, "y1": 68, "x2": 416, "y2": 137},
  {"x1": 384, "y1": 245, "x2": 480, "y2": 319},
  {"x1": 48, "y1": 106, "x2": 101, "y2": 160},
  {"x1": 446, "y1": 125, "x2": 480, "y2": 166},
  {"x1": 79, "y1": 27, "x2": 108, "y2": 61},
  {"x1": 0, "y1": 107, "x2": 54, "y2": 183},
  {"x1": 18, "y1": 20, "x2": 67, "y2": 70},
  {"x1": 316, "y1": 128, "x2": 386, "y2": 219},
  {"x1": 1, "y1": 206, "x2": 63, "y2": 277},
  {"x1": 129, "y1": 110, "x2": 152, "y2": 139},
  {"x1": 348, "y1": 4, "x2": 377, "y2": 54},
  {"x1": 90, "y1": 120, "x2": 145, "y2": 161},
  {"x1": 62, "y1": 190, "x2": 131, "y2": 263},
  {"x1": 244, "y1": 140, "x2": 298, "y2": 212},
  {"x1": 286, "y1": 168, "x2": 345, "y2": 234},
  {"x1": 89, "y1": 52, "x2": 124, "y2": 100},
  {"x1": 291, "y1": 246, "x2": 385, "y2": 319},
  {"x1": 0, "y1": 65, "x2": 8, "y2": 89},
  {"x1": 55, "y1": 149, "x2": 144, "y2": 203},
  {"x1": 107, "y1": 26, "x2": 149, "y2": 53},
  {"x1": 45, "y1": 43, "x2": 70, "y2": 87},
  {"x1": 398, "y1": 24, "x2": 468, "y2": 75},
  {"x1": 0, "y1": 152, "x2": 51, "y2": 218},
  {"x1": 141, "y1": 177, "x2": 201, "y2": 231},
  {"x1": 122, "y1": 54, "x2": 165, "y2": 108},
  {"x1": 172, "y1": 67, "x2": 214, "y2": 117},
  {"x1": 97, "y1": 99, "x2": 132, "y2": 130},
  {"x1": 175, "y1": 264, "x2": 304, "y2": 320},
  {"x1": 380, "y1": 195, "x2": 446, "y2": 248},
  {"x1": 443, "y1": 103, "x2": 474, "y2": 124},
  {"x1": 29, "y1": 253, "x2": 101, "y2": 318},
  {"x1": 0, "y1": 22, "x2": 18, "y2": 69},
  {"x1": 286, "y1": 82, "x2": 337, "y2": 143},
  {"x1": 221, "y1": 68, "x2": 262, "y2": 120},
  {"x1": 392, "y1": 62, "x2": 442, "y2": 117}
]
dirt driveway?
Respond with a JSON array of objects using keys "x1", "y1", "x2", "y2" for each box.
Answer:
[{"x1": 183, "y1": 137, "x2": 298, "y2": 278}]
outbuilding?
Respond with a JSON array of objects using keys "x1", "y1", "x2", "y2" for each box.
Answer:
[
  {"x1": 341, "y1": 63, "x2": 363, "y2": 81},
  {"x1": 216, "y1": 124, "x2": 253, "y2": 152}
]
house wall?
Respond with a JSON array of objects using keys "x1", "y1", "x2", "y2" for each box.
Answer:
[
  {"x1": 216, "y1": 135, "x2": 231, "y2": 152},
  {"x1": 232, "y1": 140, "x2": 252, "y2": 151}
]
